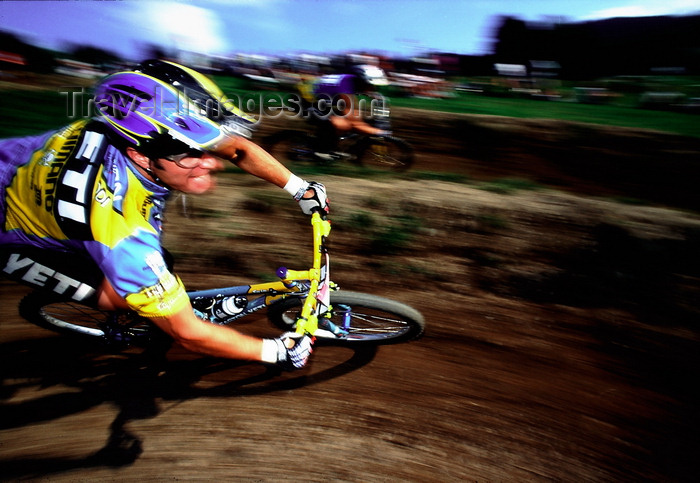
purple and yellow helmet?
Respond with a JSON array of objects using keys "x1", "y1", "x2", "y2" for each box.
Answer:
[{"x1": 94, "y1": 59, "x2": 255, "y2": 154}]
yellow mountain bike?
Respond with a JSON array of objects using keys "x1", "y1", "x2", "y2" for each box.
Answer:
[{"x1": 18, "y1": 211, "x2": 425, "y2": 350}]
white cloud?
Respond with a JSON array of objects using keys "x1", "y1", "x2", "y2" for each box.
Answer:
[
  {"x1": 137, "y1": 2, "x2": 228, "y2": 53},
  {"x1": 584, "y1": 0, "x2": 700, "y2": 19}
]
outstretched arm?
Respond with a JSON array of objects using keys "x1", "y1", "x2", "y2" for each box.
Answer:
[
  {"x1": 97, "y1": 271, "x2": 311, "y2": 368},
  {"x1": 211, "y1": 135, "x2": 293, "y2": 188},
  {"x1": 151, "y1": 306, "x2": 265, "y2": 361},
  {"x1": 211, "y1": 134, "x2": 329, "y2": 213},
  {"x1": 150, "y1": 305, "x2": 312, "y2": 370}
]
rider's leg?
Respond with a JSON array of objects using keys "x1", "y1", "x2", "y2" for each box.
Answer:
[
  {"x1": 314, "y1": 118, "x2": 338, "y2": 153},
  {"x1": 314, "y1": 116, "x2": 353, "y2": 160},
  {"x1": 330, "y1": 115, "x2": 352, "y2": 137}
]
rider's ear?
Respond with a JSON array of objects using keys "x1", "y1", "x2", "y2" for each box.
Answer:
[{"x1": 126, "y1": 147, "x2": 150, "y2": 167}]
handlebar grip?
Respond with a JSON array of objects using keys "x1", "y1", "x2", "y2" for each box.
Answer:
[
  {"x1": 311, "y1": 206, "x2": 327, "y2": 218},
  {"x1": 312, "y1": 208, "x2": 330, "y2": 223}
]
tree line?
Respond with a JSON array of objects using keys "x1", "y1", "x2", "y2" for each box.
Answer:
[
  {"x1": 1, "y1": 13, "x2": 699, "y2": 79},
  {"x1": 487, "y1": 14, "x2": 700, "y2": 78}
]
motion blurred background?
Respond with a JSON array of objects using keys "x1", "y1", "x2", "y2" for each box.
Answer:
[
  {"x1": 0, "y1": 0, "x2": 699, "y2": 138},
  {"x1": 2, "y1": 3, "x2": 700, "y2": 480}
]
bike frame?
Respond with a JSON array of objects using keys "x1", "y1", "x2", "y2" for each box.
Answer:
[
  {"x1": 188, "y1": 211, "x2": 332, "y2": 336},
  {"x1": 18, "y1": 208, "x2": 423, "y2": 346}
]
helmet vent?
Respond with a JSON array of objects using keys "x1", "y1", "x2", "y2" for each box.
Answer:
[
  {"x1": 111, "y1": 84, "x2": 153, "y2": 102},
  {"x1": 173, "y1": 117, "x2": 189, "y2": 130}
]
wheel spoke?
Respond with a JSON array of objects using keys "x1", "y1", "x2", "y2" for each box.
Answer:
[{"x1": 269, "y1": 291, "x2": 424, "y2": 343}]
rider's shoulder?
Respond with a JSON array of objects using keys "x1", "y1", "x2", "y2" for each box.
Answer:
[
  {"x1": 316, "y1": 73, "x2": 355, "y2": 85},
  {"x1": 318, "y1": 73, "x2": 354, "y2": 81},
  {"x1": 313, "y1": 73, "x2": 356, "y2": 96}
]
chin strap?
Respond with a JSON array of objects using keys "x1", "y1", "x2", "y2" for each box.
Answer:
[{"x1": 143, "y1": 160, "x2": 173, "y2": 191}]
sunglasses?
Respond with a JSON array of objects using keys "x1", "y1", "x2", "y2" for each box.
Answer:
[{"x1": 162, "y1": 150, "x2": 206, "y2": 168}]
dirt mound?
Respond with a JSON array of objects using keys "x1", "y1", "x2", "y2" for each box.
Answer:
[
  {"x1": 391, "y1": 108, "x2": 700, "y2": 208},
  {"x1": 256, "y1": 107, "x2": 700, "y2": 210}
]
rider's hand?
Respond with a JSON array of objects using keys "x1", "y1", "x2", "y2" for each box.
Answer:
[
  {"x1": 267, "y1": 332, "x2": 314, "y2": 370},
  {"x1": 298, "y1": 181, "x2": 329, "y2": 215},
  {"x1": 284, "y1": 175, "x2": 329, "y2": 215}
]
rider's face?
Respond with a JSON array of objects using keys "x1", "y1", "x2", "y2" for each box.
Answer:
[{"x1": 153, "y1": 152, "x2": 225, "y2": 194}]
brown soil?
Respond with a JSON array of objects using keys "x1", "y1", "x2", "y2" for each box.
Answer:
[{"x1": 1, "y1": 107, "x2": 699, "y2": 481}]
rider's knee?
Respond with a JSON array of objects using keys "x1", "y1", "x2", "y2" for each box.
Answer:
[{"x1": 330, "y1": 116, "x2": 352, "y2": 132}]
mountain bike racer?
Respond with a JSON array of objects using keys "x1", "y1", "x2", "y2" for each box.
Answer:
[
  {"x1": 0, "y1": 60, "x2": 326, "y2": 370},
  {"x1": 307, "y1": 64, "x2": 391, "y2": 160}
]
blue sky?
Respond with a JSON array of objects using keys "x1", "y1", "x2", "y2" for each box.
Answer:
[{"x1": 1, "y1": 0, "x2": 699, "y2": 60}]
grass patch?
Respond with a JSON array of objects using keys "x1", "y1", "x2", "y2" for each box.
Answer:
[
  {"x1": 409, "y1": 171, "x2": 471, "y2": 184},
  {"x1": 337, "y1": 211, "x2": 424, "y2": 255},
  {"x1": 2, "y1": 74, "x2": 699, "y2": 139},
  {"x1": 391, "y1": 88, "x2": 700, "y2": 139},
  {"x1": 242, "y1": 190, "x2": 289, "y2": 212},
  {"x1": 475, "y1": 214, "x2": 509, "y2": 230},
  {"x1": 611, "y1": 196, "x2": 648, "y2": 206},
  {"x1": 0, "y1": 89, "x2": 76, "y2": 137},
  {"x1": 361, "y1": 196, "x2": 386, "y2": 210},
  {"x1": 345, "y1": 211, "x2": 377, "y2": 231},
  {"x1": 368, "y1": 214, "x2": 423, "y2": 255},
  {"x1": 479, "y1": 177, "x2": 542, "y2": 194},
  {"x1": 369, "y1": 225, "x2": 413, "y2": 255}
]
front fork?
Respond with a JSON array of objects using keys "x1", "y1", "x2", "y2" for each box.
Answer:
[{"x1": 315, "y1": 301, "x2": 350, "y2": 337}]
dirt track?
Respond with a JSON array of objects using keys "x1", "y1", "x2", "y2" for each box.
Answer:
[{"x1": 1, "y1": 108, "x2": 700, "y2": 481}]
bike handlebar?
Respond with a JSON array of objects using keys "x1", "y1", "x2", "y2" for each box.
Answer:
[{"x1": 276, "y1": 211, "x2": 331, "y2": 336}]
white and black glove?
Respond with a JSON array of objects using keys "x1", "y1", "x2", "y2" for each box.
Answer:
[
  {"x1": 298, "y1": 181, "x2": 329, "y2": 215},
  {"x1": 284, "y1": 175, "x2": 329, "y2": 215},
  {"x1": 262, "y1": 332, "x2": 314, "y2": 370}
]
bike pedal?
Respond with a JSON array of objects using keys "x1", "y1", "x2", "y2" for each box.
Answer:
[
  {"x1": 313, "y1": 151, "x2": 355, "y2": 162},
  {"x1": 330, "y1": 151, "x2": 354, "y2": 161},
  {"x1": 313, "y1": 152, "x2": 336, "y2": 161}
]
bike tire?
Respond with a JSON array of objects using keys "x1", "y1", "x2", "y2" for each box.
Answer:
[
  {"x1": 267, "y1": 291, "x2": 425, "y2": 344},
  {"x1": 264, "y1": 130, "x2": 315, "y2": 163},
  {"x1": 18, "y1": 291, "x2": 157, "y2": 347},
  {"x1": 355, "y1": 136, "x2": 414, "y2": 172}
]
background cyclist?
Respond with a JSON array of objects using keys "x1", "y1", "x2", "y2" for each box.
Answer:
[
  {"x1": 306, "y1": 64, "x2": 392, "y2": 160},
  {"x1": 0, "y1": 60, "x2": 326, "y2": 370}
]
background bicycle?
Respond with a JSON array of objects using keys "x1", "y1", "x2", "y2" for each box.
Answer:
[{"x1": 263, "y1": 99, "x2": 415, "y2": 172}]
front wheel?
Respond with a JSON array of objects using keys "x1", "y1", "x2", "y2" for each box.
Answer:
[
  {"x1": 267, "y1": 291, "x2": 425, "y2": 344},
  {"x1": 355, "y1": 136, "x2": 414, "y2": 172}
]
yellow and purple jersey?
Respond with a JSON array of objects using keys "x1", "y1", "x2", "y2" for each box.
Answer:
[{"x1": 0, "y1": 120, "x2": 190, "y2": 318}]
